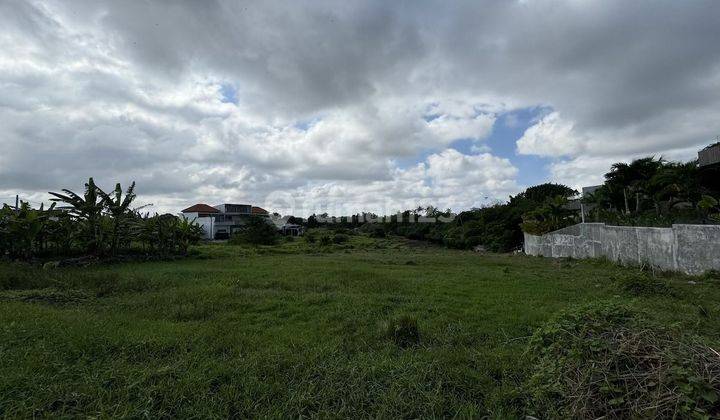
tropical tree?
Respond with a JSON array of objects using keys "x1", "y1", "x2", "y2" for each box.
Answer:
[
  {"x1": 175, "y1": 217, "x2": 204, "y2": 255},
  {"x1": 49, "y1": 177, "x2": 106, "y2": 255},
  {"x1": 97, "y1": 182, "x2": 136, "y2": 256}
]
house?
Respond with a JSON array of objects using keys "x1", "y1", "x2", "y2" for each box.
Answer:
[
  {"x1": 698, "y1": 142, "x2": 720, "y2": 168},
  {"x1": 270, "y1": 216, "x2": 306, "y2": 237},
  {"x1": 180, "y1": 203, "x2": 269, "y2": 239}
]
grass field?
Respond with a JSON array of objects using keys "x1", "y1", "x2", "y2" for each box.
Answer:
[{"x1": 1, "y1": 234, "x2": 719, "y2": 417}]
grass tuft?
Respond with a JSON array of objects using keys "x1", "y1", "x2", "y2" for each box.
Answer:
[
  {"x1": 385, "y1": 315, "x2": 421, "y2": 348},
  {"x1": 614, "y1": 272, "x2": 674, "y2": 297}
]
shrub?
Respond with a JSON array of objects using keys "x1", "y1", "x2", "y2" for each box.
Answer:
[
  {"x1": 385, "y1": 315, "x2": 420, "y2": 348},
  {"x1": 318, "y1": 235, "x2": 332, "y2": 247},
  {"x1": 614, "y1": 272, "x2": 673, "y2": 297},
  {"x1": 332, "y1": 234, "x2": 349, "y2": 244},
  {"x1": 230, "y1": 216, "x2": 279, "y2": 246},
  {"x1": 361, "y1": 224, "x2": 386, "y2": 238},
  {"x1": 304, "y1": 231, "x2": 317, "y2": 244},
  {"x1": 526, "y1": 302, "x2": 720, "y2": 419}
]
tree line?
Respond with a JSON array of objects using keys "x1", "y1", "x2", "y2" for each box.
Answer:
[
  {"x1": 0, "y1": 178, "x2": 203, "y2": 261},
  {"x1": 581, "y1": 157, "x2": 720, "y2": 226},
  {"x1": 301, "y1": 155, "x2": 720, "y2": 252}
]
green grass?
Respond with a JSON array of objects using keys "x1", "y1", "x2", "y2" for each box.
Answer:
[{"x1": 1, "y1": 234, "x2": 719, "y2": 417}]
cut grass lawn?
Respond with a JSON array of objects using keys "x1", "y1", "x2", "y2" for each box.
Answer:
[{"x1": 1, "y1": 234, "x2": 720, "y2": 417}]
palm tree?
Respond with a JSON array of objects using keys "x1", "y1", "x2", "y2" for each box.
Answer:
[
  {"x1": 49, "y1": 177, "x2": 106, "y2": 255},
  {"x1": 605, "y1": 157, "x2": 664, "y2": 214},
  {"x1": 97, "y1": 182, "x2": 136, "y2": 256}
]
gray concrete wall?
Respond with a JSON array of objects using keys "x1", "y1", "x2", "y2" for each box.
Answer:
[{"x1": 524, "y1": 223, "x2": 720, "y2": 274}]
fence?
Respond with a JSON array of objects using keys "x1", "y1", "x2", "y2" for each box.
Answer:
[{"x1": 524, "y1": 223, "x2": 720, "y2": 274}]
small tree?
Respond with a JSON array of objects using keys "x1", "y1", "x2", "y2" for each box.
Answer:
[
  {"x1": 49, "y1": 178, "x2": 106, "y2": 255},
  {"x1": 97, "y1": 182, "x2": 136, "y2": 256},
  {"x1": 237, "y1": 216, "x2": 279, "y2": 245}
]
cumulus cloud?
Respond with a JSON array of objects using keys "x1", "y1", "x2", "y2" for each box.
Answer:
[
  {"x1": 2, "y1": 0, "x2": 720, "y2": 214},
  {"x1": 516, "y1": 112, "x2": 583, "y2": 157}
]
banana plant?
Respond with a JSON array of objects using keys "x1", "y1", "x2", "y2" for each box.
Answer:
[
  {"x1": 175, "y1": 217, "x2": 203, "y2": 255},
  {"x1": 97, "y1": 182, "x2": 136, "y2": 256},
  {"x1": 49, "y1": 177, "x2": 106, "y2": 255}
]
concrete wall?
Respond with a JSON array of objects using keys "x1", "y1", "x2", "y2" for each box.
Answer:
[{"x1": 524, "y1": 223, "x2": 720, "y2": 274}]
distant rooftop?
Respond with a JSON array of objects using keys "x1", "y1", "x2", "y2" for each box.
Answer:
[
  {"x1": 251, "y1": 206, "x2": 269, "y2": 215},
  {"x1": 181, "y1": 203, "x2": 220, "y2": 213}
]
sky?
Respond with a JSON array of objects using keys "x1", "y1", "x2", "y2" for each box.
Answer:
[{"x1": 1, "y1": 0, "x2": 720, "y2": 216}]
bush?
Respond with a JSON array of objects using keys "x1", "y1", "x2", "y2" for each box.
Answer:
[
  {"x1": 304, "y1": 231, "x2": 317, "y2": 244},
  {"x1": 385, "y1": 315, "x2": 420, "y2": 348},
  {"x1": 526, "y1": 302, "x2": 720, "y2": 419},
  {"x1": 360, "y1": 224, "x2": 386, "y2": 238},
  {"x1": 318, "y1": 236, "x2": 332, "y2": 247},
  {"x1": 614, "y1": 272, "x2": 673, "y2": 297},
  {"x1": 230, "y1": 217, "x2": 279, "y2": 246},
  {"x1": 332, "y1": 234, "x2": 349, "y2": 244}
]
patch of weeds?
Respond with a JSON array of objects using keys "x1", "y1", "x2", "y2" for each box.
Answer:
[
  {"x1": 0, "y1": 288, "x2": 92, "y2": 305},
  {"x1": 702, "y1": 270, "x2": 720, "y2": 282},
  {"x1": 525, "y1": 301, "x2": 720, "y2": 419},
  {"x1": 170, "y1": 301, "x2": 215, "y2": 322},
  {"x1": 332, "y1": 234, "x2": 349, "y2": 244},
  {"x1": 613, "y1": 272, "x2": 674, "y2": 297},
  {"x1": 384, "y1": 315, "x2": 421, "y2": 348},
  {"x1": 0, "y1": 264, "x2": 57, "y2": 290}
]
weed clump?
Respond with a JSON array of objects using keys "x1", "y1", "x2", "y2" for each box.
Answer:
[
  {"x1": 332, "y1": 234, "x2": 349, "y2": 244},
  {"x1": 703, "y1": 269, "x2": 720, "y2": 282},
  {"x1": 385, "y1": 315, "x2": 421, "y2": 348},
  {"x1": 526, "y1": 302, "x2": 720, "y2": 419},
  {"x1": 614, "y1": 272, "x2": 674, "y2": 297}
]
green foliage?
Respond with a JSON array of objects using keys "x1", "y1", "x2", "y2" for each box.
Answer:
[
  {"x1": 699, "y1": 195, "x2": 720, "y2": 223},
  {"x1": 582, "y1": 157, "x2": 720, "y2": 226},
  {"x1": 385, "y1": 315, "x2": 421, "y2": 348},
  {"x1": 318, "y1": 235, "x2": 332, "y2": 246},
  {"x1": 521, "y1": 195, "x2": 577, "y2": 235},
  {"x1": 1, "y1": 179, "x2": 203, "y2": 261},
  {"x1": 332, "y1": 233, "x2": 349, "y2": 244},
  {"x1": 230, "y1": 216, "x2": 279, "y2": 246},
  {"x1": 527, "y1": 302, "x2": 720, "y2": 418},
  {"x1": 614, "y1": 272, "x2": 674, "y2": 297},
  {"x1": 304, "y1": 230, "x2": 317, "y2": 244}
]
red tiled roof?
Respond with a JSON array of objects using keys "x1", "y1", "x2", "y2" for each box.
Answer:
[
  {"x1": 181, "y1": 203, "x2": 220, "y2": 213},
  {"x1": 251, "y1": 206, "x2": 269, "y2": 215}
]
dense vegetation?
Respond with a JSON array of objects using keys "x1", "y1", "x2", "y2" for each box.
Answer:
[
  {"x1": 305, "y1": 183, "x2": 578, "y2": 252},
  {"x1": 583, "y1": 157, "x2": 720, "y2": 226},
  {"x1": 0, "y1": 178, "x2": 203, "y2": 261},
  {"x1": 300, "y1": 156, "x2": 720, "y2": 251},
  {"x1": 1, "y1": 235, "x2": 718, "y2": 417}
]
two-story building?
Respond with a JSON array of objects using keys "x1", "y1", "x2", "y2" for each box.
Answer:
[{"x1": 180, "y1": 203, "x2": 269, "y2": 239}]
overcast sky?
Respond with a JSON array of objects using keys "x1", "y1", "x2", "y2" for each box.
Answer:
[{"x1": 2, "y1": 0, "x2": 719, "y2": 216}]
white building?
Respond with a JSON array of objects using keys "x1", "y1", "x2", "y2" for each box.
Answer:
[{"x1": 180, "y1": 203, "x2": 269, "y2": 239}]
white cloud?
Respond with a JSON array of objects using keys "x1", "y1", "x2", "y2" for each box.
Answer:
[
  {"x1": 516, "y1": 112, "x2": 583, "y2": 157},
  {"x1": 426, "y1": 113, "x2": 495, "y2": 143}
]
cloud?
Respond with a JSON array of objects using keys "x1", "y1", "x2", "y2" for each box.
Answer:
[
  {"x1": 516, "y1": 112, "x2": 583, "y2": 157},
  {"x1": 2, "y1": 1, "x2": 720, "y2": 214}
]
